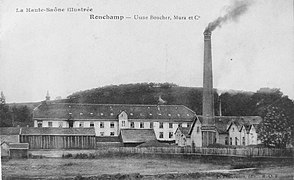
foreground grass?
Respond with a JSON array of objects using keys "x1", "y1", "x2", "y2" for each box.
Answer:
[{"x1": 2, "y1": 154, "x2": 293, "y2": 180}]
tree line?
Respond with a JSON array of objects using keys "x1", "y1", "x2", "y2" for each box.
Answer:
[{"x1": 0, "y1": 92, "x2": 33, "y2": 127}]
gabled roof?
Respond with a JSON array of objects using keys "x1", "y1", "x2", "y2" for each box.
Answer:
[
  {"x1": 9, "y1": 143, "x2": 29, "y2": 149},
  {"x1": 33, "y1": 103, "x2": 196, "y2": 121},
  {"x1": 248, "y1": 124, "x2": 261, "y2": 134},
  {"x1": 188, "y1": 116, "x2": 201, "y2": 135},
  {"x1": 177, "y1": 127, "x2": 191, "y2": 138},
  {"x1": 190, "y1": 116, "x2": 262, "y2": 134},
  {"x1": 120, "y1": 129, "x2": 156, "y2": 143},
  {"x1": 226, "y1": 116, "x2": 262, "y2": 132},
  {"x1": 0, "y1": 127, "x2": 21, "y2": 135},
  {"x1": 20, "y1": 127, "x2": 95, "y2": 136}
]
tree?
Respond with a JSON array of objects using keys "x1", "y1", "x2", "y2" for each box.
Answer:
[
  {"x1": 258, "y1": 105, "x2": 293, "y2": 148},
  {"x1": 251, "y1": 88, "x2": 283, "y2": 117},
  {"x1": 0, "y1": 92, "x2": 12, "y2": 127},
  {"x1": 11, "y1": 105, "x2": 32, "y2": 126},
  {"x1": 0, "y1": 91, "x2": 5, "y2": 105}
]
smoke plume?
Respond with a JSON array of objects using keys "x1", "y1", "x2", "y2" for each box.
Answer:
[{"x1": 205, "y1": 0, "x2": 253, "y2": 32}]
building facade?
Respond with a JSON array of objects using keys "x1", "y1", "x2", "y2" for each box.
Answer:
[
  {"x1": 33, "y1": 102, "x2": 196, "y2": 142},
  {"x1": 175, "y1": 116, "x2": 262, "y2": 147}
]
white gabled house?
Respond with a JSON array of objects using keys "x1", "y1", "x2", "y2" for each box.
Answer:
[
  {"x1": 248, "y1": 124, "x2": 261, "y2": 145},
  {"x1": 226, "y1": 116, "x2": 262, "y2": 146},
  {"x1": 175, "y1": 116, "x2": 263, "y2": 148},
  {"x1": 227, "y1": 121, "x2": 241, "y2": 146},
  {"x1": 189, "y1": 117, "x2": 202, "y2": 147},
  {"x1": 175, "y1": 127, "x2": 191, "y2": 146}
]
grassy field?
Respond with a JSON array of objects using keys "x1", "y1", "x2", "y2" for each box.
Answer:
[{"x1": 2, "y1": 155, "x2": 294, "y2": 179}]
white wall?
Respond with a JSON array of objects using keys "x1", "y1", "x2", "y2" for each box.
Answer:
[
  {"x1": 190, "y1": 120, "x2": 202, "y2": 147},
  {"x1": 240, "y1": 126, "x2": 247, "y2": 146},
  {"x1": 34, "y1": 118, "x2": 192, "y2": 140},
  {"x1": 229, "y1": 124, "x2": 240, "y2": 145}
]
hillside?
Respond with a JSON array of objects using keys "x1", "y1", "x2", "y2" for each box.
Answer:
[{"x1": 66, "y1": 83, "x2": 260, "y2": 116}]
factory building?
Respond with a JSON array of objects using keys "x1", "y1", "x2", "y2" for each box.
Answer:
[{"x1": 33, "y1": 102, "x2": 196, "y2": 142}]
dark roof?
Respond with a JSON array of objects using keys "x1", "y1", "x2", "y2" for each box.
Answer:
[
  {"x1": 177, "y1": 127, "x2": 191, "y2": 138},
  {"x1": 20, "y1": 127, "x2": 95, "y2": 136},
  {"x1": 96, "y1": 136, "x2": 120, "y2": 142},
  {"x1": 214, "y1": 117, "x2": 232, "y2": 134},
  {"x1": 120, "y1": 129, "x2": 156, "y2": 143},
  {"x1": 226, "y1": 116, "x2": 262, "y2": 131},
  {"x1": 9, "y1": 143, "x2": 29, "y2": 149},
  {"x1": 0, "y1": 127, "x2": 21, "y2": 135},
  {"x1": 33, "y1": 103, "x2": 196, "y2": 122}
]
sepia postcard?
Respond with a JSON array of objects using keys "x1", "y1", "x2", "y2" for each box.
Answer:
[{"x1": 0, "y1": 0, "x2": 293, "y2": 179}]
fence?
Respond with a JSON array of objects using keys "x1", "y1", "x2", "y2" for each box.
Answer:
[{"x1": 95, "y1": 146, "x2": 294, "y2": 158}]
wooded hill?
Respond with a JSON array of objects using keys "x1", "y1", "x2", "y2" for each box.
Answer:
[{"x1": 66, "y1": 83, "x2": 294, "y2": 117}]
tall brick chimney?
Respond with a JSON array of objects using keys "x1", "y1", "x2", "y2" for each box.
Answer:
[{"x1": 202, "y1": 30, "x2": 216, "y2": 147}]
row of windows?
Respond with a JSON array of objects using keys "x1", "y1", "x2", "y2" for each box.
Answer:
[
  {"x1": 99, "y1": 132, "x2": 115, "y2": 136},
  {"x1": 38, "y1": 121, "x2": 190, "y2": 129},
  {"x1": 225, "y1": 137, "x2": 246, "y2": 146},
  {"x1": 159, "y1": 132, "x2": 174, "y2": 139}
]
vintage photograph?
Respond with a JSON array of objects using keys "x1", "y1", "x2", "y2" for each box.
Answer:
[{"x1": 0, "y1": 0, "x2": 293, "y2": 179}]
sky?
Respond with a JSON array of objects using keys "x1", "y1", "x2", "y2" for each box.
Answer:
[{"x1": 0, "y1": 0, "x2": 293, "y2": 103}]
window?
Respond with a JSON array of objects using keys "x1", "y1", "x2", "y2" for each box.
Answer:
[
  {"x1": 159, "y1": 132, "x2": 164, "y2": 138},
  {"x1": 242, "y1": 137, "x2": 245, "y2": 146},
  {"x1": 68, "y1": 120, "x2": 73, "y2": 128},
  {"x1": 37, "y1": 120, "x2": 42, "y2": 127},
  {"x1": 169, "y1": 123, "x2": 173, "y2": 128},
  {"x1": 159, "y1": 122, "x2": 163, "y2": 128},
  {"x1": 58, "y1": 122, "x2": 63, "y2": 128},
  {"x1": 110, "y1": 122, "x2": 114, "y2": 128},
  {"x1": 187, "y1": 123, "x2": 190, "y2": 128},
  {"x1": 197, "y1": 126, "x2": 200, "y2": 133},
  {"x1": 225, "y1": 137, "x2": 228, "y2": 145},
  {"x1": 48, "y1": 122, "x2": 53, "y2": 127},
  {"x1": 90, "y1": 122, "x2": 94, "y2": 127},
  {"x1": 110, "y1": 132, "x2": 115, "y2": 136},
  {"x1": 178, "y1": 123, "x2": 182, "y2": 127},
  {"x1": 140, "y1": 122, "x2": 144, "y2": 128},
  {"x1": 130, "y1": 122, "x2": 134, "y2": 128},
  {"x1": 169, "y1": 132, "x2": 173, "y2": 138},
  {"x1": 122, "y1": 121, "x2": 125, "y2": 127},
  {"x1": 150, "y1": 122, "x2": 153, "y2": 128},
  {"x1": 232, "y1": 127, "x2": 234, "y2": 132},
  {"x1": 235, "y1": 137, "x2": 238, "y2": 145},
  {"x1": 79, "y1": 122, "x2": 84, "y2": 127},
  {"x1": 230, "y1": 137, "x2": 232, "y2": 145},
  {"x1": 100, "y1": 132, "x2": 104, "y2": 136},
  {"x1": 100, "y1": 122, "x2": 104, "y2": 128}
]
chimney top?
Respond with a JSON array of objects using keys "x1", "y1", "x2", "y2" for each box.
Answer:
[{"x1": 203, "y1": 30, "x2": 212, "y2": 39}]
